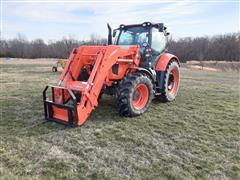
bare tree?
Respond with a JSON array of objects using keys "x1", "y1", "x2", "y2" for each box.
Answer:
[{"x1": 1, "y1": 32, "x2": 239, "y2": 61}]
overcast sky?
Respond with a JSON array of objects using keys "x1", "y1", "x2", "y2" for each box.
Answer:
[{"x1": 1, "y1": 0, "x2": 239, "y2": 41}]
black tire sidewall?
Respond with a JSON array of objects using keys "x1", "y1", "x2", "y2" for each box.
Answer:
[
  {"x1": 116, "y1": 73, "x2": 154, "y2": 117},
  {"x1": 164, "y1": 61, "x2": 180, "y2": 101}
]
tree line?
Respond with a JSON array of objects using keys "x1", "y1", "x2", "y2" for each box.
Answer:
[
  {"x1": 0, "y1": 34, "x2": 107, "y2": 59},
  {"x1": 0, "y1": 33, "x2": 239, "y2": 62},
  {"x1": 168, "y1": 33, "x2": 240, "y2": 62}
]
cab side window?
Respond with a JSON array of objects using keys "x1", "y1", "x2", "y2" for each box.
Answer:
[
  {"x1": 118, "y1": 32, "x2": 133, "y2": 45},
  {"x1": 151, "y1": 28, "x2": 167, "y2": 56}
]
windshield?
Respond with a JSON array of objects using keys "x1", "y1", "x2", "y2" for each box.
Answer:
[{"x1": 117, "y1": 27, "x2": 149, "y2": 45}]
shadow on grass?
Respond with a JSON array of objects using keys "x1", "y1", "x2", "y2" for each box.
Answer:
[{"x1": 14, "y1": 96, "x2": 118, "y2": 137}]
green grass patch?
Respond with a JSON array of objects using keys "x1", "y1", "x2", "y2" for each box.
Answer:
[{"x1": 0, "y1": 62, "x2": 239, "y2": 179}]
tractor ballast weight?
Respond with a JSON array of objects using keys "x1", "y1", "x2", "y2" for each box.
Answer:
[{"x1": 43, "y1": 22, "x2": 180, "y2": 126}]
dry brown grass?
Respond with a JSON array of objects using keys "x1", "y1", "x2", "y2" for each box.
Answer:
[
  {"x1": 0, "y1": 58, "x2": 60, "y2": 65},
  {"x1": 186, "y1": 60, "x2": 240, "y2": 72}
]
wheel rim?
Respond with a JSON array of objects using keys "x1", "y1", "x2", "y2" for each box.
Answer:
[
  {"x1": 167, "y1": 68, "x2": 179, "y2": 95},
  {"x1": 132, "y1": 84, "x2": 149, "y2": 110}
]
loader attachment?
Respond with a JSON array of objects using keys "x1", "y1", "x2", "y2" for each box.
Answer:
[
  {"x1": 43, "y1": 45, "x2": 140, "y2": 126},
  {"x1": 43, "y1": 85, "x2": 78, "y2": 127}
]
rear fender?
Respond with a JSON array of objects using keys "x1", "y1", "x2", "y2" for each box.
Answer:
[
  {"x1": 155, "y1": 53, "x2": 179, "y2": 71},
  {"x1": 155, "y1": 53, "x2": 179, "y2": 92}
]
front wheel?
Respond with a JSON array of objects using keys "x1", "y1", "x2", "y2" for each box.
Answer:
[
  {"x1": 116, "y1": 73, "x2": 154, "y2": 117},
  {"x1": 157, "y1": 61, "x2": 180, "y2": 102}
]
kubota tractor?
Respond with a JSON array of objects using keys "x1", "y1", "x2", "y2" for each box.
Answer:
[{"x1": 43, "y1": 22, "x2": 180, "y2": 126}]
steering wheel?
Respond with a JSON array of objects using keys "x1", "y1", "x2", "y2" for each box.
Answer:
[
  {"x1": 141, "y1": 42, "x2": 150, "y2": 48},
  {"x1": 138, "y1": 41, "x2": 149, "y2": 54}
]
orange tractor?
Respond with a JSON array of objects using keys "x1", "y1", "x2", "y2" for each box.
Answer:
[{"x1": 43, "y1": 22, "x2": 180, "y2": 126}]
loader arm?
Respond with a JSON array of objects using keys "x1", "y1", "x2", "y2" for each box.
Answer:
[{"x1": 74, "y1": 45, "x2": 140, "y2": 125}]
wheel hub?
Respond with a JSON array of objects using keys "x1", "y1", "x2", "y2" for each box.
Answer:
[
  {"x1": 167, "y1": 68, "x2": 179, "y2": 95},
  {"x1": 133, "y1": 91, "x2": 141, "y2": 101},
  {"x1": 168, "y1": 73, "x2": 174, "y2": 91},
  {"x1": 132, "y1": 84, "x2": 149, "y2": 110}
]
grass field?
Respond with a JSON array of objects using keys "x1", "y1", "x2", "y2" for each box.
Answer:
[{"x1": 0, "y1": 58, "x2": 239, "y2": 179}]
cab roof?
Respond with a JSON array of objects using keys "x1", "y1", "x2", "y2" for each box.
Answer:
[{"x1": 119, "y1": 22, "x2": 164, "y2": 29}]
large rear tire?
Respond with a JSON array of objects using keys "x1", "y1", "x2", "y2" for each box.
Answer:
[
  {"x1": 157, "y1": 60, "x2": 180, "y2": 102},
  {"x1": 116, "y1": 73, "x2": 154, "y2": 117}
]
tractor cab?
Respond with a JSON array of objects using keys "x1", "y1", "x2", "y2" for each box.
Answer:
[{"x1": 109, "y1": 22, "x2": 170, "y2": 68}]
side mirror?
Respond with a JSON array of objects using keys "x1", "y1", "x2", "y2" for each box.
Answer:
[{"x1": 158, "y1": 23, "x2": 164, "y2": 32}]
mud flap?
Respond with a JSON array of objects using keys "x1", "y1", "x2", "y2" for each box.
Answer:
[{"x1": 156, "y1": 70, "x2": 166, "y2": 93}]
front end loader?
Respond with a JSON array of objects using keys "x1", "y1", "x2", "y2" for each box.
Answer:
[{"x1": 43, "y1": 22, "x2": 180, "y2": 126}]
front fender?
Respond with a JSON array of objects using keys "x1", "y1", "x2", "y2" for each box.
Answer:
[{"x1": 155, "y1": 53, "x2": 179, "y2": 71}]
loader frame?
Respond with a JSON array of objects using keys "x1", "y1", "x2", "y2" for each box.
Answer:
[
  {"x1": 43, "y1": 85, "x2": 78, "y2": 127},
  {"x1": 43, "y1": 45, "x2": 141, "y2": 126}
]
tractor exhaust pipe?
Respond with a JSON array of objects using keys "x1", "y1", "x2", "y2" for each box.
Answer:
[{"x1": 107, "y1": 23, "x2": 112, "y2": 45}]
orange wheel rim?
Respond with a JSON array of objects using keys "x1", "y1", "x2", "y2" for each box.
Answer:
[
  {"x1": 132, "y1": 84, "x2": 149, "y2": 110},
  {"x1": 167, "y1": 68, "x2": 179, "y2": 95}
]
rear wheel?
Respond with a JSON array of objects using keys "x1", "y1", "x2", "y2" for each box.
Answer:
[
  {"x1": 157, "y1": 61, "x2": 180, "y2": 102},
  {"x1": 116, "y1": 73, "x2": 153, "y2": 117}
]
